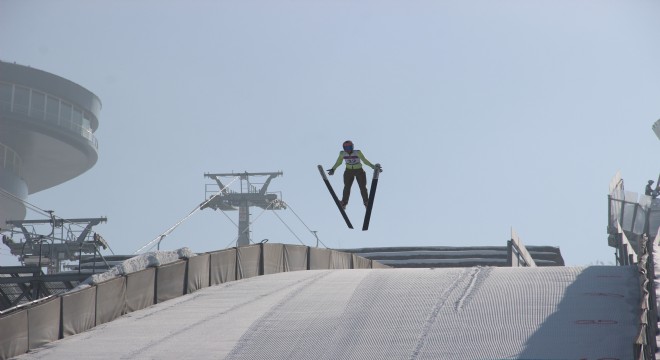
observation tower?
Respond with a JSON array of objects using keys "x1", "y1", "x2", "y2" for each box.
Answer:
[{"x1": 0, "y1": 61, "x2": 101, "y2": 225}]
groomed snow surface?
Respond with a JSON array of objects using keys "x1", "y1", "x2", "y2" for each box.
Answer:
[{"x1": 16, "y1": 266, "x2": 638, "y2": 360}]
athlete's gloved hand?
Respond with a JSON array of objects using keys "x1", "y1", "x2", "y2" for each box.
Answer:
[
  {"x1": 376, "y1": 164, "x2": 383, "y2": 172},
  {"x1": 327, "y1": 169, "x2": 335, "y2": 176}
]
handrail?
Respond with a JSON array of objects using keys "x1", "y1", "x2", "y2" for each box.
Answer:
[
  {"x1": 507, "y1": 228, "x2": 536, "y2": 267},
  {"x1": 0, "y1": 88, "x2": 98, "y2": 150},
  {"x1": 633, "y1": 232, "x2": 658, "y2": 359},
  {"x1": 0, "y1": 142, "x2": 22, "y2": 177},
  {"x1": 612, "y1": 222, "x2": 638, "y2": 266}
]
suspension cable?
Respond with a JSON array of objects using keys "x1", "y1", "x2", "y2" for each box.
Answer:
[
  {"x1": 280, "y1": 201, "x2": 328, "y2": 248},
  {"x1": 222, "y1": 234, "x2": 240, "y2": 250},
  {"x1": 134, "y1": 176, "x2": 239, "y2": 254},
  {"x1": 220, "y1": 200, "x2": 275, "y2": 249},
  {"x1": 245, "y1": 201, "x2": 276, "y2": 245},
  {"x1": 219, "y1": 208, "x2": 239, "y2": 228},
  {"x1": 208, "y1": 204, "x2": 241, "y2": 250},
  {"x1": 0, "y1": 188, "x2": 53, "y2": 219},
  {"x1": 270, "y1": 209, "x2": 307, "y2": 246},
  {"x1": 212, "y1": 200, "x2": 241, "y2": 249},
  {"x1": 0, "y1": 188, "x2": 116, "y2": 254}
]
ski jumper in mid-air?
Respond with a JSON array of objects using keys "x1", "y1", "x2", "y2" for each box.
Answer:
[{"x1": 327, "y1": 140, "x2": 382, "y2": 208}]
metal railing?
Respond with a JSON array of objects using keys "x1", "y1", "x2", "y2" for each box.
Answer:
[
  {"x1": 608, "y1": 173, "x2": 658, "y2": 359},
  {"x1": 0, "y1": 143, "x2": 22, "y2": 178},
  {"x1": 507, "y1": 228, "x2": 537, "y2": 267},
  {"x1": 607, "y1": 172, "x2": 660, "y2": 262},
  {"x1": 610, "y1": 222, "x2": 638, "y2": 266},
  {"x1": 633, "y1": 233, "x2": 658, "y2": 359},
  {"x1": 0, "y1": 83, "x2": 98, "y2": 150}
]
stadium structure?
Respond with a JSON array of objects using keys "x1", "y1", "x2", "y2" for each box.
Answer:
[
  {"x1": 0, "y1": 61, "x2": 110, "y2": 308},
  {"x1": 0, "y1": 60, "x2": 109, "y2": 272},
  {"x1": 0, "y1": 60, "x2": 101, "y2": 224},
  {"x1": 0, "y1": 62, "x2": 657, "y2": 358},
  {"x1": 0, "y1": 168, "x2": 655, "y2": 359}
]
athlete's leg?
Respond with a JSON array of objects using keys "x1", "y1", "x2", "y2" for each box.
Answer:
[
  {"x1": 356, "y1": 169, "x2": 369, "y2": 206},
  {"x1": 342, "y1": 170, "x2": 356, "y2": 205}
]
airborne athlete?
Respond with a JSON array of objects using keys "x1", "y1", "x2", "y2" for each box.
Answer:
[
  {"x1": 327, "y1": 140, "x2": 382, "y2": 209},
  {"x1": 318, "y1": 140, "x2": 382, "y2": 230}
]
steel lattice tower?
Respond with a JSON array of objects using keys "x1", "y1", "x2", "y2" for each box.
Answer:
[{"x1": 202, "y1": 171, "x2": 285, "y2": 247}]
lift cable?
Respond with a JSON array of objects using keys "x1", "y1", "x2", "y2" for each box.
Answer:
[
  {"x1": 279, "y1": 201, "x2": 327, "y2": 248},
  {"x1": 134, "y1": 176, "x2": 240, "y2": 254},
  {"x1": 220, "y1": 199, "x2": 280, "y2": 249},
  {"x1": 269, "y1": 208, "x2": 307, "y2": 247}
]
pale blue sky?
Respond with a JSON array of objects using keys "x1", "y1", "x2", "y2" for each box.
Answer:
[{"x1": 1, "y1": 0, "x2": 659, "y2": 266}]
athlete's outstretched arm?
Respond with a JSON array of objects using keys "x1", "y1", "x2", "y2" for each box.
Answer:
[
  {"x1": 357, "y1": 150, "x2": 375, "y2": 169},
  {"x1": 331, "y1": 151, "x2": 344, "y2": 170}
]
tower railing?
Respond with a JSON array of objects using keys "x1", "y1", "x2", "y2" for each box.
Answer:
[
  {"x1": 0, "y1": 142, "x2": 22, "y2": 178},
  {"x1": 0, "y1": 82, "x2": 98, "y2": 149}
]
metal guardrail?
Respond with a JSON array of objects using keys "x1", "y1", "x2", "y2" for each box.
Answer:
[
  {"x1": 607, "y1": 172, "x2": 659, "y2": 263},
  {"x1": 0, "y1": 142, "x2": 22, "y2": 177},
  {"x1": 608, "y1": 174, "x2": 658, "y2": 358},
  {"x1": 610, "y1": 222, "x2": 638, "y2": 266},
  {"x1": 0, "y1": 89, "x2": 98, "y2": 150},
  {"x1": 507, "y1": 228, "x2": 536, "y2": 267},
  {"x1": 633, "y1": 233, "x2": 658, "y2": 360}
]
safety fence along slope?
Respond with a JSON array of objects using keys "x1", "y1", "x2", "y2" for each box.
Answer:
[
  {"x1": 634, "y1": 233, "x2": 658, "y2": 360},
  {"x1": 608, "y1": 173, "x2": 658, "y2": 359},
  {"x1": 0, "y1": 243, "x2": 387, "y2": 360},
  {"x1": 607, "y1": 172, "x2": 660, "y2": 264}
]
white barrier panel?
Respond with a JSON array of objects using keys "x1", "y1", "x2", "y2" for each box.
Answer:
[
  {"x1": 0, "y1": 309, "x2": 28, "y2": 359},
  {"x1": 125, "y1": 268, "x2": 155, "y2": 313},
  {"x1": 284, "y1": 245, "x2": 308, "y2": 271},
  {"x1": 237, "y1": 245, "x2": 262, "y2": 280},
  {"x1": 210, "y1": 249, "x2": 236, "y2": 285},
  {"x1": 28, "y1": 297, "x2": 61, "y2": 349},
  {"x1": 61, "y1": 286, "x2": 96, "y2": 338},
  {"x1": 156, "y1": 260, "x2": 186, "y2": 304},
  {"x1": 310, "y1": 248, "x2": 332, "y2": 270},
  {"x1": 96, "y1": 276, "x2": 126, "y2": 325},
  {"x1": 263, "y1": 243, "x2": 285, "y2": 275},
  {"x1": 187, "y1": 254, "x2": 211, "y2": 293}
]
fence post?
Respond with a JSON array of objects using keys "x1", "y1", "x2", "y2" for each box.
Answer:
[{"x1": 259, "y1": 243, "x2": 264, "y2": 276}]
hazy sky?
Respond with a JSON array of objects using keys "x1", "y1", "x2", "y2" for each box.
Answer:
[{"x1": 1, "y1": 0, "x2": 659, "y2": 266}]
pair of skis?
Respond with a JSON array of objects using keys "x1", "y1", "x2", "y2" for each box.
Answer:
[{"x1": 317, "y1": 164, "x2": 381, "y2": 231}]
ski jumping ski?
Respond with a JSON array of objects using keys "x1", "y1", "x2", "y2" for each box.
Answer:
[
  {"x1": 318, "y1": 165, "x2": 354, "y2": 229},
  {"x1": 362, "y1": 163, "x2": 381, "y2": 231},
  {"x1": 318, "y1": 163, "x2": 382, "y2": 231}
]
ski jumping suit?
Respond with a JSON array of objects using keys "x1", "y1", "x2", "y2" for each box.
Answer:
[{"x1": 330, "y1": 150, "x2": 376, "y2": 206}]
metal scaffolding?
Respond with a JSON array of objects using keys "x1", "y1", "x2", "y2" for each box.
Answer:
[
  {"x1": 2, "y1": 216, "x2": 109, "y2": 274},
  {"x1": 202, "y1": 171, "x2": 285, "y2": 247}
]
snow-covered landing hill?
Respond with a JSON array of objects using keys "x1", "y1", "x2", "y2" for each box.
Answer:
[{"x1": 16, "y1": 266, "x2": 638, "y2": 360}]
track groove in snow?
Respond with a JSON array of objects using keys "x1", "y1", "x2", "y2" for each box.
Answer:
[
  {"x1": 124, "y1": 270, "x2": 332, "y2": 359},
  {"x1": 225, "y1": 270, "x2": 342, "y2": 359},
  {"x1": 454, "y1": 267, "x2": 485, "y2": 312},
  {"x1": 409, "y1": 268, "x2": 474, "y2": 360}
]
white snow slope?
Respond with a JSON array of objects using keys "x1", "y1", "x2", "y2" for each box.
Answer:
[{"x1": 15, "y1": 266, "x2": 639, "y2": 360}]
